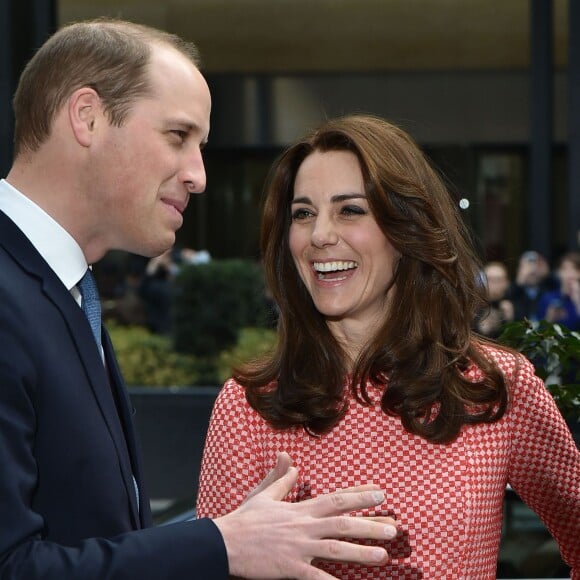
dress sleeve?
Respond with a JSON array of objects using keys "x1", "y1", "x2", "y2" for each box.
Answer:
[
  {"x1": 196, "y1": 379, "x2": 266, "y2": 519},
  {"x1": 507, "y1": 355, "x2": 580, "y2": 578}
]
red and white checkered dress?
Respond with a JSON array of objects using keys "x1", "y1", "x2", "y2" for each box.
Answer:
[{"x1": 196, "y1": 347, "x2": 580, "y2": 579}]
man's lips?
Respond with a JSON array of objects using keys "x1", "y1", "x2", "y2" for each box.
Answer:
[{"x1": 161, "y1": 197, "x2": 188, "y2": 214}]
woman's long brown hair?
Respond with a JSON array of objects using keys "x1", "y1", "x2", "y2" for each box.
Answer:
[{"x1": 235, "y1": 114, "x2": 508, "y2": 443}]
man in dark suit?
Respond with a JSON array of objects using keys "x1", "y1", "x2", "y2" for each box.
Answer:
[{"x1": 0, "y1": 19, "x2": 395, "y2": 579}]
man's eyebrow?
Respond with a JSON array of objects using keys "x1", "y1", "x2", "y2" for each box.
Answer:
[
  {"x1": 166, "y1": 118, "x2": 193, "y2": 129},
  {"x1": 165, "y1": 119, "x2": 206, "y2": 134},
  {"x1": 165, "y1": 119, "x2": 209, "y2": 144},
  {"x1": 291, "y1": 193, "x2": 366, "y2": 205}
]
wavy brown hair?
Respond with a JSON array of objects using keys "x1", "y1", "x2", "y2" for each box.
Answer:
[{"x1": 236, "y1": 114, "x2": 508, "y2": 443}]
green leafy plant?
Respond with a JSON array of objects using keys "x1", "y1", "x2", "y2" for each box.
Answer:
[
  {"x1": 106, "y1": 322, "x2": 200, "y2": 386},
  {"x1": 172, "y1": 260, "x2": 275, "y2": 358},
  {"x1": 216, "y1": 327, "x2": 277, "y2": 384},
  {"x1": 498, "y1": 320, "x2": 580, "y2": 421},
  {"x1": 107, "y1": 322, "x2": 278, "y2": 388}
]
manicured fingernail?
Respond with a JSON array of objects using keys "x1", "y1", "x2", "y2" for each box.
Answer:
[
  {"x1": 384, "y1": 525, "x2": 397, "y2": 539},
  {"x1": 372, "y1": 548, "x2": 387, "y2": 562},
  {"x1": 371, "y1": 491, "x2": 385, "y2": 504}
]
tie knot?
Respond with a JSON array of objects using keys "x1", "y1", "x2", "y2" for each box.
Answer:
[
  {"x1": 78, "y1": 268, "x2": 99, "y2": 301},
  {"x1": 78, "y1": 268, "x2": 102, "y2": 349}
]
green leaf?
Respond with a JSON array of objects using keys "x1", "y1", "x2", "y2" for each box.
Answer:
[{"x1": 498, "y1": 319, "x2": 580, "y2": 420}]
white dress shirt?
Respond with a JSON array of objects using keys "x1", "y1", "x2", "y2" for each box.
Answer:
[{"x1": 0, "y1": 178, "x2": 88, "y2": 303}]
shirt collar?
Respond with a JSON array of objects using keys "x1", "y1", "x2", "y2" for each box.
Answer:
[{"x1": 0, "y1": 179, "x2": 88, "y2": 290}]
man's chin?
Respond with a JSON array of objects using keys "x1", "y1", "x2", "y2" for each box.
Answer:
[{"x1": 133, "y1": 239, "x2": 176, "y2": 259}]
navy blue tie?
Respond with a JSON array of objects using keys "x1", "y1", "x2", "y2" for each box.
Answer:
[{"x1": 78, "y1": 268, "x2": 102, "y2": 350}]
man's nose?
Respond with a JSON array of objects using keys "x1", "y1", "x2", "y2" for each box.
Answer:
[{"x1": 181, "y1": 148, "x2": 206, "y2": 194}]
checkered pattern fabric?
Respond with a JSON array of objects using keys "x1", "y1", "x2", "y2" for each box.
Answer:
[{"x1": 196, "y1": 346, "x2": 579, "y2": 579}]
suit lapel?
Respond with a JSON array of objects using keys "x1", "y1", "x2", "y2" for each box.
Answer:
[
  {"x1": 102, "y1": 329, "x2": 151, "y2": 527},
  {"x1": 0, "y1": 210, "x2": 141, "y2": 528}
]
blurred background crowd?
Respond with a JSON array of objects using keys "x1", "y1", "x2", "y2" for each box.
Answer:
[{"x1": 475, "y1": 249, "x2": 580, "y2": 337}]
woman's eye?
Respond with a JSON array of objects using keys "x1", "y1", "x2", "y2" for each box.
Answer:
[
  {"x1": 291, "y1": 208, "x2": 313, "y2": 221},
  {"x1": 341, "y1": 205, "x2": 366, "y2": 216}
]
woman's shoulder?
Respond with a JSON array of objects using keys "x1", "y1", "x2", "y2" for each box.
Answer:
[
  {"x1": 214, "y1": 377, "x2": 276, "y2": 424},
  {"x1": 473, "y1": 342, "x2": 548, "y2": 410},
  {"x1": 220, "y1": 376, "x2": 277, "y2": 395},
  {"x1": 221, "y1": 376, "x2": 246, "y2": 393},
  {"x1": 217, "y1": 377, "x2": 258, "y2": 406},
  {"x1": 469, "y1": 341, "x2": 531, "y2": 381}
]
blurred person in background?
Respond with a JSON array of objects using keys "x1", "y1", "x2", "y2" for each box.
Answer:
[
  {"x1": 139, "y1": 248, "x2": 178, "y2": 335},
  {"x1": 139, "y1": 246, "x2": 211, "y2": 334},
  {"x1": 196, "y1": 114, "x2": 580, "y2": 579},
  {"x1": 537, "y1": 251, "x2": 580, "y2": 331},
  {"x1": 474, "y1": 261, "x2": 515, "y2": 338},
  {"x1": 509, "y1": 250, "x2": 554, "y2": 322}
]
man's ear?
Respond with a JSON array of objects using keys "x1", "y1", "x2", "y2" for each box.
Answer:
[{"x1": 68, "y1": 88, "x2": 103, "y2": 147}]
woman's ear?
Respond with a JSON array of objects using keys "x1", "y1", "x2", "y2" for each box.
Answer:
[{"x1": 68, "y1": 87, "x2": 102, "y2": 147}]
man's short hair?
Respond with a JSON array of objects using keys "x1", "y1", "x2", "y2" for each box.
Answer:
[{"x1": 12, "y1": 18, "x2": 201, "y2": 156}]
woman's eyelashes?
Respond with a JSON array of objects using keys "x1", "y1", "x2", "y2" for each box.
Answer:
[
  {"x1": 291, "y1": 207, "x2": 313, "y2": 221},
  {"x1": 291, "y1": 204, "x2": 368, "y2": 222},
  {"x1": 341, "y1": 204, "x2": 367, "y2": 217}
]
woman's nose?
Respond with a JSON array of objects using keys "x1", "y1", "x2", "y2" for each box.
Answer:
[{"x1": 311, "y1": 217, "x2": 339, "y2": 248}]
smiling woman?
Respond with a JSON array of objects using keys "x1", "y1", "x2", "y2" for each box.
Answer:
[
  {"x1": 196, "y1": 114, "x2": 580, "y2": 579},
  {"x1": 288, "y1": 149, "x2": 401, "y2": 353}
]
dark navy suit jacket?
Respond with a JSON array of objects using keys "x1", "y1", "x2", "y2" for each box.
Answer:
[{"x1": 0, "y1": 210, "x2": 228, "y2": 578}]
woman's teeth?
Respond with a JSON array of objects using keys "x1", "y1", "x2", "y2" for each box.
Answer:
[{"x1": 313, "y1": 261, "x2": 358, "y2": 273}]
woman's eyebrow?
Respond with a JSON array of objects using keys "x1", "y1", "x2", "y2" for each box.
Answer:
[
  {"x1": 291, "y1": 196, "x2": 311, "y2": 205},
  {"x1": 330, "y1": 193, "x2": 366, "y2": 203},
  {"x1": 291, "y1": 193, "x2": 366, "y2": 205}
]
